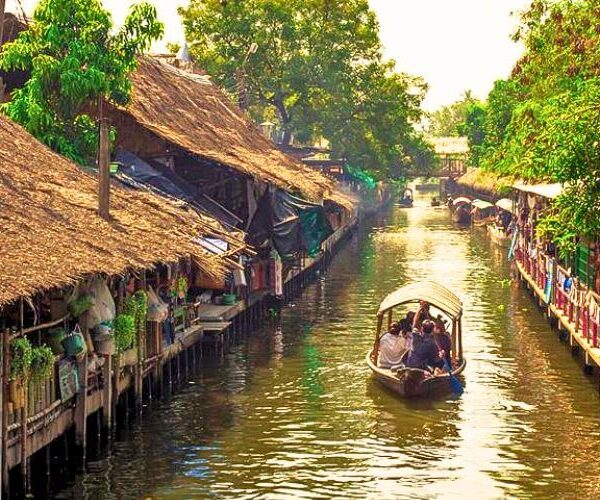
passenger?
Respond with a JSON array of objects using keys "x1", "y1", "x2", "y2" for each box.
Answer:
[
  {"x1": 433, "y1": 322, "x2": 452, "y2": 369},
  {"x1": 405, "y1": 320, "x2": 440, "y2": 371},
  {"x1": 377, "y1": 322, "x2": 406, "y2": 369},
  {"x1": 412, "y1": 301, "x2": 432, "y2": 330}
]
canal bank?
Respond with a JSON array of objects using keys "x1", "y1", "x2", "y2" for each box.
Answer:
[{"x1": 50, "y1": 193, "x2": 600, "y2": 499}]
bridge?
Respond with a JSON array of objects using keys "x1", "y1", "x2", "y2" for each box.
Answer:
[{"x1": 428, "y1": 136, "x2": 469, "y2": 178}]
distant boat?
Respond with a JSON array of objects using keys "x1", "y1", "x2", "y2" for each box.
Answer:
[{"x1": 398, "y1": 188, "x2": 414, "y2": 208}]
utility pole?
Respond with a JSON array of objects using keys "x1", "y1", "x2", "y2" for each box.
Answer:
[{"x1": 98, "y1": 97, "x2": 111, "y2": 220}]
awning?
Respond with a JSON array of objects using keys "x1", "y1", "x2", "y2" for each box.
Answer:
[
  {"x1": 472, "y1": 199, "x2": 494, "y2": 210},
  {"x1": 512, "y1": 181, "x2": 563, "y2": 199},
  {"x1": 452, "y1": 197, "x2": 472, "y2": 207},
  {"x1": 378, "y1": 281, "x2": 463, "y2": 320},
  {"x1": 495, "y1": 198, "x2": 514, "y2": 213}
]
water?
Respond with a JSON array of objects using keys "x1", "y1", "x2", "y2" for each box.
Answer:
[{"x1": 56, "y1": 194, "x2": 600, "y2": 499}]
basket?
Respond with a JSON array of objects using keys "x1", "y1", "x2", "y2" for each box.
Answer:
[{"x1": 62, "y1": 325, "x2": 87, "y2": 358}]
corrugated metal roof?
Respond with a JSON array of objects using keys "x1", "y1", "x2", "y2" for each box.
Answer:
[{"x1": 513, "y1": 182, "x2": 563, "y2": 199}]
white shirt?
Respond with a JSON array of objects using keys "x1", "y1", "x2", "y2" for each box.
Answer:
[{"x1": 377, "y1": 332, "x2": 406, "y2": 368}]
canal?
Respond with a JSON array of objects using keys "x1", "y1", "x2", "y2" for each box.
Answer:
[{"x1": 55, "y1": 192, "x2": 600, "y2": 498}]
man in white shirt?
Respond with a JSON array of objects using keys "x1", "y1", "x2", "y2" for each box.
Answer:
[{"x1": 377, "y1": 322, "x2": 406, "y2": 368}]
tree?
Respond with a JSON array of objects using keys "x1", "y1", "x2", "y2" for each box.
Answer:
[
  {"x1": 0, "y1": 0, "x2": 164, "y2": 165},
  {"x1": 179, "y1": 0, "x2": 433, "y2": 178},
  {"x1": 428, "y1": 91, "x2": 478, "y2": 137},
  {"x1": 469, "y1": 0, "x2": 600, "y2": 253}
]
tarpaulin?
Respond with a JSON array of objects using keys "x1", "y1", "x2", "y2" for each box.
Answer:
[
  {"x1": 115, "y1": 148, "x2": 242, "y2": 229},
  {"x1": 246, "y1": 189, "x2": 333, "y2": 258}
]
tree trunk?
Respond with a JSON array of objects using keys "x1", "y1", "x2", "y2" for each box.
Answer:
[{"x1": 274, "y1": 97, "x2": 293, "y2": 146}]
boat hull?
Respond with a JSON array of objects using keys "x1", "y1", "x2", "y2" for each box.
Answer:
[
  {"x1": 472, "y1": 216, "x2": 494, "y2": 227},
  {"x1": 452, "y1": 206, "x2": 471, "y2": 224},
  {"x1": 366, "y1": 349, "x2": 466, "y2": 398}
]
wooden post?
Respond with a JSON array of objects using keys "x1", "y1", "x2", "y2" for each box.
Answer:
[
  {"x1": 20, "y1": 383, "x2": 28, "y2": 495},
  {"x1": 0, "y1": 0, "x2": 6, "y2": 101},
  {"x1": 74, "y1": 356, "x2": 88, "y2": 462},
  {"x1": 98, "y1": 115, "x2": 111, "y2": 220},
  {"x1": 1, "y1": 329, "x2": 9, "y2": 495},
  {"x1": 102, "y1": 354, "x2": 112, "y2": 430}
]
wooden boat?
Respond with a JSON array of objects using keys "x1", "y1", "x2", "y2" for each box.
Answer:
[
  {"x1": 487, "y1": 224, "x2": 511, "y2": 248},
  {"x1": 367, "y1": 281, "x2": 466, "y2": 398},
  {"x1": 398, "y1": 188, "x2": 414, "y2": 208},
  {"x1": 471, "y1": 199, "x2": 495, "y2": 227},
  {"x1": 452, "y1": 205, "x2": 471, "y2": 224}
]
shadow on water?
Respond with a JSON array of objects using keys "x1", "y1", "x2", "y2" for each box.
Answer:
[{"x1": 52, "y1": 191, "x2": 600, "y2": 499}]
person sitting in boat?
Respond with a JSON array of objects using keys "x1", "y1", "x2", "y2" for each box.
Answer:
[
  {"x1": 433, "y1": 319, "x2": 452, "y2": 369},
  {"x1": 405, "y1": 320, "x2": 441, "y2": 372},
  {"x1": 377, "y1": 322, "x2": 406, "y2": 369},
  {"x1": 412, "y1": 301, "x2": 433, "y2": 330}
]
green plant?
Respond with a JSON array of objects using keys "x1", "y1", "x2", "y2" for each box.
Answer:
[
  {"x1": 31, "y1": 345, "x2": 56, "y2": 383},
  {"x1": 113, "y1": 314, "x2": 136, "y2": 353},
  {"x1": 10, "y1": 337, "x2": 33, "y2": 381},
  {"x1": 0, "y1": 0, "x2": 164, "y2": 165}
]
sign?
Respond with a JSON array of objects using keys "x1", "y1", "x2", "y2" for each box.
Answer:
[{"x1": 58, "y1": 359, "x2": 80, "y2": 401}]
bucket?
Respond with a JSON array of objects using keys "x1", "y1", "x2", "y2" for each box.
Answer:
[
  {"x1": 222, "y1": 294, "x2": 237, "y2": 306},
  {"x1": 62, "y1": 330, "x2": 86, "y2": 357}
]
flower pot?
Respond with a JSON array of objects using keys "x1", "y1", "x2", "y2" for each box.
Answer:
[
  {"x1": 222, "y1": 294, "x2": 237, "y2": 306},
  {"x1": 94, "y1": 333, "x2": 115, "y2": 356}
]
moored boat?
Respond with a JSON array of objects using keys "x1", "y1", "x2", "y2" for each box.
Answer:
[
  {"x1": 471, "y1": 199, "x2": 495, "y2": 227},
  {"x1": 367, "y1": 281, "x2": 466, "y2": 398},
  {"x1": 451, "y1": 197, "x2": 472, "y2": 223}
]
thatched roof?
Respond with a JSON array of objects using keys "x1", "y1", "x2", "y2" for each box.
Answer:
[
  {"x1": 456, "y1": 168, "x2": 515, "y2": 198},
  {"x1": 429, "y1": 136, "x2": 469, "y2": 156},
  {"x1": 0, "y1": 115, "x2": 243, "y2": 306},
  {"x1": 120, "y1": 57, "x2": 354, "y2": 210}
]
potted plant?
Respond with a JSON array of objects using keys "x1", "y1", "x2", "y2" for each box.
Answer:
[
  {"x1": 9, "y1": 337, "x2": 33, "y2": 409},
  {"x1": 113, "y1": 314, "x2": 136, "y2": 353},
  {"x1": 31, "y1": 345, "x2": 56, "y2": 383}
]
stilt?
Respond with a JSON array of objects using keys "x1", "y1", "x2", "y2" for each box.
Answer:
[{"x1": 74, "y1": 355, "x2": 88, "y2": 464}]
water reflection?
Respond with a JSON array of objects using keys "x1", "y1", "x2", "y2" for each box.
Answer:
[{"x1": 55, "y1": 193, "x2": 600, "y2": 499}]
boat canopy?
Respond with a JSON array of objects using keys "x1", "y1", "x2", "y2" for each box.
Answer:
[
  {"x1": 471, "y1": 199, "x2": 494, "y2": 210},
  {"x1": 452, "y1": 197, "x2": 471, "y2": 207},
  {"x1": 377, "y1": 280, "x2": 463, "y2": 320},
  {"x1": 495, "y1": 198, "x2": 514, "y2": 213}
]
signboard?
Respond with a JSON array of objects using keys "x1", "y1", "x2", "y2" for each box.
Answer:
[{"x1": 58, "y1": 359, "x2": 80, "y2": 401}]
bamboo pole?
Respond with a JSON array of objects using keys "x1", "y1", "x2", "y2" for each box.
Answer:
[{"x1": 1, "y1": 328, "x2": 9, "y2": 495}]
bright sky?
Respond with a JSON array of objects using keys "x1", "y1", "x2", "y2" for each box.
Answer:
[{"x1": 8, "y1": 0, "x2": 529, "y2": 110}]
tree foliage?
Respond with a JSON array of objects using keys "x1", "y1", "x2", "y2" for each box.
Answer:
[
  {"x1": 428, "y1": 90, "x2": 479, "y2": 137},
  {"x1": 464, "y1": 0, "x2": 600, "y2": 252},
  {"x1": 0, "y1": 0, "x2": 164, "y2": 165},
  {"x1": 179, "y1": 0, "x2": 432, "y2": 178}
]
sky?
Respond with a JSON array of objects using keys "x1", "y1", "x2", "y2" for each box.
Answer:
[{"x1": 7, "y1": 0, "x2": 530, "y2": 111}]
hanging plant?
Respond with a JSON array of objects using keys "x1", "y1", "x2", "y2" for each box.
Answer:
[
  {"x1": 31, "y1": 346, "x2": 56, "y2": 383},
  {"x1": 113, "y1": 314, "x2": 136, "y2": 353},
  {"x1": 169, "y1": 276, "x2": 188, "y2": 299},
  {"x1": 10, "y1": 337, "x2": 33, "y2": 381}
]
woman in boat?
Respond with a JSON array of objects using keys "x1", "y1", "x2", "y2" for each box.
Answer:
[
  {"x1": 433, "y1": 320, "x2": 452, "y2": 369},
  {"x1": 377, "y1": 322, "x2": 405, "y2": 369}
]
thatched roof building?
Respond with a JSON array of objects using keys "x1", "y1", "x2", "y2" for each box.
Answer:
[
  {"x1": 455, "y1": 168, "x2": 515, "y2": 199},
  {"x1": 112, "y1": 57, "x2": 354, "y2": 210},
  {"x1": 0, "y1": 115, "x2": 243, "y2": 306}
]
